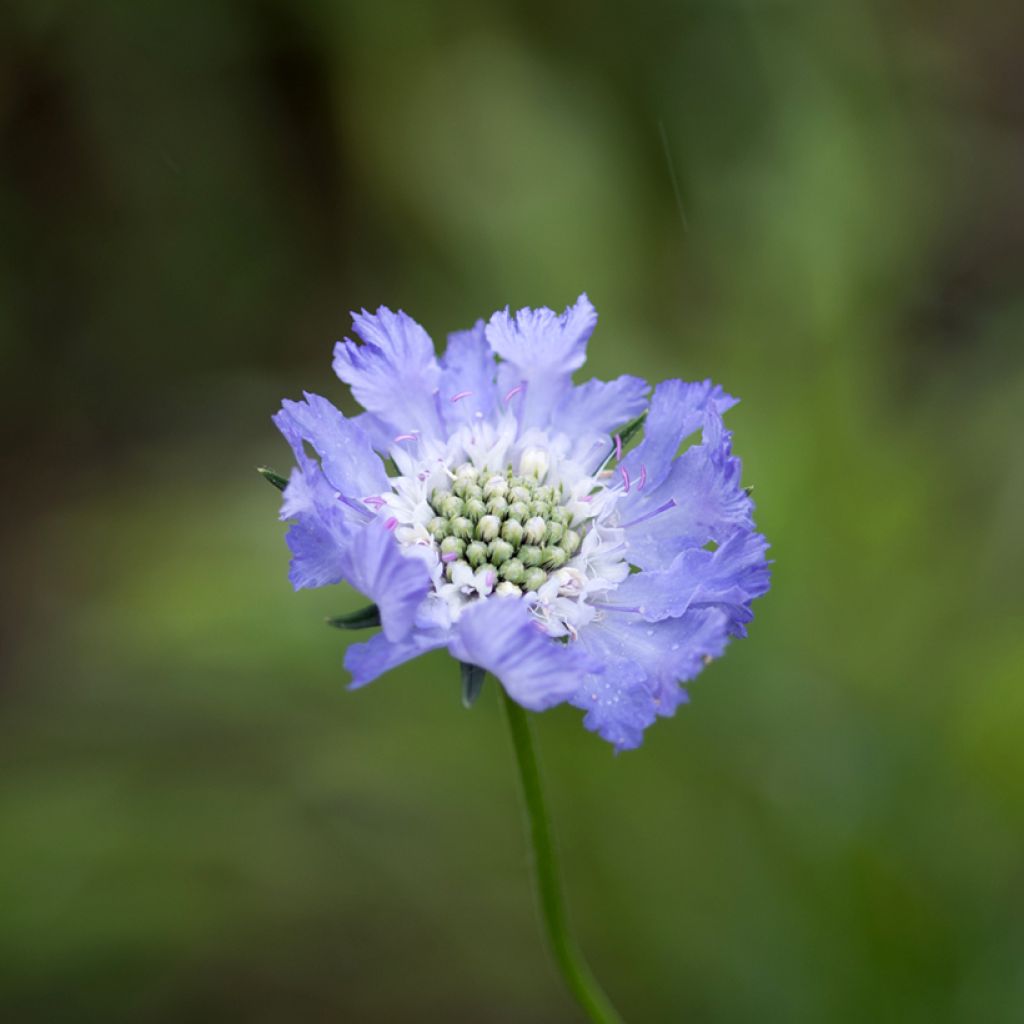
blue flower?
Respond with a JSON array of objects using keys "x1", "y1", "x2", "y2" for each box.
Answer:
[{"x1": 272, "y1": 295, "x2": 770, "y2": 750}]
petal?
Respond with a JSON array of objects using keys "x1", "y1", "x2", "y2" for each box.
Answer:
[
  {"x1": 332, "y1": 307, "x2": 444, "y2": 441},
  {"x1": 607, "y1": 530, "x2": 771, "y2": 635},
  {"x1": 570, "y1": 667, "x2": 657, "y2": 752},
  {"x1": 344, "y1": 629, "x2": 446, "y2": 689},
  {"x1": 274, "y1": 392, "x2": 390, "y2": 500},
  {"x1": 621, "y1": 378, "x2": 737, "y2": 493},
  {"x1": 551, "y1": 375, "x2": 650, "y2": 441},
  {"x1": 449, "y1": 598, "x2": 601, "y2": 711},
  {"x1": 485, "y1": 293, "x2": 597, "y2": 430},
  {"x1": 338, "y1": 518, "x2": 432, "y2": 642},
  {"x1": 279, "y1": 467, "x2": 356, "y2": 591},
  {"x1": 439, "y1": 321, "x2": 499, "y2": 430},
  {"x1": 621, "y1": 408, "x2": 754, "y2": 570}
]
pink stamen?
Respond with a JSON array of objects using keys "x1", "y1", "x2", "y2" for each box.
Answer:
[
  {"x1": 579, "y1": 494, "x2": 594, "y2": 503},
  {"x1": 384, "y1": 517, "x2": 398, "y2": 531},
  {"x1": 619, "y1": 465, "x2": 631, "y2": 493},
  {"x1": 363, "y1": 496, "x2": 387, "y2": 509},
  {"x1": 441, "y1": 552, "x2": 458, "y2": 563},
  {"x1": 393, "y1": 433, "x2": 418, "y2": 443},
  {"x1": 486, "y1": 571, "x2": 496, "y2": 589},
  {"x1": 638, "y1": 464, "x2": 648, "y2": 491},
  {"x1": 504, "y1": 384, "x2": 524, "y2": 404},
  {"x1": 449, "y1": 390, "x2": 473, "y2": 403},
  {"x1": 622, "y1": 498, "x2": 677, "y2": 529},
  {"x1": 614, "y1": 433, "x2": 623, "y2": 462}
]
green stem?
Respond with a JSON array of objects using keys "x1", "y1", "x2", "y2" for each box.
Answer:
[{"x1": 501, "y1": 691, "x2": 625, "y2": 1024}]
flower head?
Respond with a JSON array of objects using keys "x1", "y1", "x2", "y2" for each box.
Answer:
[{"x1": 272, "y1": 294, "x2": 770, "y2": 750}]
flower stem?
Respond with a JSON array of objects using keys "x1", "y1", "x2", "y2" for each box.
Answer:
[{"x1": 501, "y1": 690, "x2": 625, "y2": 1024}]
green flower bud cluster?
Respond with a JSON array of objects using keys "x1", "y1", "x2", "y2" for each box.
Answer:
[{"x1": 427, "y1": 462, "x2": 583, "y2": 593}]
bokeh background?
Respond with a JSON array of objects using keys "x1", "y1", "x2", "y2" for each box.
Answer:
[{"x1": 2, "y1": 1, "x2": 1023, "y2": 1021}]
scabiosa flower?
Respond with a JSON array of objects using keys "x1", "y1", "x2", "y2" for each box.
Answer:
[{"x1": 271, "y1": 294, "x2": 770, "y2": 750}]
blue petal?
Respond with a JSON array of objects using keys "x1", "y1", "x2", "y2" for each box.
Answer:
[
  {"x1": 345, "y1": 629, "x2": 446, "y2": 689},
  {"x1": 608, "y1": 530, "x2": 771, "y2": 636},
  {"x1": 485, "y1": 293, "x2": 597, "y2": 429},
  {"x1": 621, "y1": 408, "x2": 754, "y2": 570},
  {"x1": 332, "y1": 307, "x2": 444, "y2": 442},
  {"x1": 449, "y1": 598, "x2": 601, "y2": 711},
  {"x1": 279, "y1": 467, "x2": 356, "y2": 591},
  {"x1": 570, "y1": 667, "x2": 657, "y2": 752},
  {"x1": 274, "y1": 392, "x2": 390, "y2": 500},
  {"x1": 338, "y1": 518, "x2": 432, "y2": 642},
  {"x1": 551, "y1": 375, "x2": 650, "y2": 440},
  {"x1": 620, "y1": 378, "x2": 737, "y2": 493},
  {"x1": 439, "y1": 321, "x2": 499, "y2": 430}
]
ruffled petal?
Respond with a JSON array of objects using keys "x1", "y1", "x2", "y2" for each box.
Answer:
[
  {"x1": 279, "y1": 467, "x2": 356, "y2": 591},
  {"x1": 438, "y1": 321, "x2": 499, "y2": 431},
  {"x1": 449, "y1": 598, "x2": 601, "y2": 711},
  {"x1": 620, "y1": 378, "x2": 737, "y2": 493},
  {"x1": 621, "y1": 408, "x2": 754, "y2": 570},
  {"x1": 570, "y1": 666, "x2": 657, "y2": 752},
  {"x1": 485, "y1": 293, "x2": 597, "y2": 430},
  {"x1": 332, "y1": 307, "x2": 444, "y2": 442},
  {"x1": 344, "y1": 629, "x2": 446, "y2": 689},
  {"x1": 274, "y1": 392, "x2": 390, "y2": 501},
  {"x1": 551, "y1": 374, "x2": 650, "y2": 441},
  {"x1": 607, "y1": 530, "x2": 771, "y2": 637},
  {"x1": 338, "y1": 518, "x2": 432, "y2": 642}
]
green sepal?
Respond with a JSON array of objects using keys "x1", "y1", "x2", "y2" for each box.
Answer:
[
  {"x1": 326, "y1": 605, "x2": 382, "y2": 630},
  {"x1": 614, "y1": 410, "x2": 647, "y2": 451},
  {"x1": 257, "y1": 466, "x2": 289, "y2": 492},
  {"x1": 460, "y1": 662, "x2": 487, "y2": 708}
]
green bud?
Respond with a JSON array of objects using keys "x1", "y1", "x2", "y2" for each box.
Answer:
[
  {"x1": 550, "y1": 506, "x2": 572, "y2": 527},
  {"x1": 495, "y1": 581, "x2": 522, "y2": 597},
  {"x1": 450, "y1": 516, "x2": 473, "y2": 540},
  {"x1": 541, "y1": 546, "x2": 567, "y2": 569},
  {"x1": 501, "y1": 519, "x2": 524, "y2": 546},
  {"x1": 466, "y1": 541, "x2": 488, "y2": 567},
  {"x1": 499, "y1": 558, "x2": 525, "y2": 584},
  {"x1": 523, "y1": 567, "x2": 548, "y2": 591},
  {"x1": 507, "y1": 501, "x2": 530, "y2": 523},
  {"x1": 476, "y1": 514, "x2": 502, "y2": 541},
  {"x1": 464, "y1": 497, "x2": 486, "y2": 522},
  {"x1": 519, "y1": 545, "x2": 543, "y2": 567},
  {"x1": 487, "y1": 539, "x2": 514, "y2": 565},
  {"x1": 545, "y1": 521, "x2": 565, "y2": 545},
  {"x1": 510, "y1": 485, "x2": 531, "y2": 504},
  {"x1": 534, "y1": 485, "x2": 555, "y2": 504},
  {"x1": 529, "y1": 501, "x2": 551, "y2": 520},
  {"x1": 483, "y1": 476, "x2": 508, "y2": 500},
  {"x1": 440, "y1": 535, "x2": 465, "y2": 557},
  {"x1": 486, "y1": 495, "x2": 509, "y2": 517},
  {"x1": 427, "y1": 515, "x2": 449, "y2": 541},
  {"x1": 562, "y1": 528, "x2": 582, "y2": 556},
  {"x1": 441, "y1": 495, "x2": 465, "y2": 518},
  {"x1": 524, "y1": 516, "x2": 547, "y2": 545}
]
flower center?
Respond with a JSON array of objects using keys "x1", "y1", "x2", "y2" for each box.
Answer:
[{"x1": 426, "y1": 462, "x2": 584, "y2": 596}]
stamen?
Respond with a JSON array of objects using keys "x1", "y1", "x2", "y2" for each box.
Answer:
[
  {"x1": 619, "y1": 465, "x2": 631, "y2": 493},
  {"x1": 450, "y1": 390, "x2": 474, "y2": 403},
  {"x1": 638, "y1": 464, "x2": 648, "y2": 491},
  {"x1": 384, "y1": 517, "x2": 398, "y2": 531},
  {"x1": 622, "y1": 498, "x2": 677, "y2": 529},
  {"x1": 504, "y1": 384, "x2": 524, "y2": 404},
  {"x1": 614, "y1": 433, "x2": 623, "y2": 462},
  {"x1": 393, "y1": 433, "x2": 418, "y2": 443},
  {"x1": 363, "y1": 496, "x2": 387, "y2": 509},
  {"x1": 441, "y1": 552, "x2": 458, "y2": 563}
]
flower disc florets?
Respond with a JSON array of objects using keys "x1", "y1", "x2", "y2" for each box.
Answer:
[{"x1": 272, "y1": 293, "x2": 771, "y2": 750}]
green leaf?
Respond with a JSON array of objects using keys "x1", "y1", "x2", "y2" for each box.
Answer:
[
  {"x1": 257, "y1": 466, "x2": 289, "y2": 492},
  {"x1": 326, "y1": 605, "x2": 381, "y2": 630},
  {"x1": 460, "y1": 661, "x2": 487, "y2": 708}
]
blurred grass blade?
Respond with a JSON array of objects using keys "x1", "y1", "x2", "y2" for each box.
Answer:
[
  {"x1": 460, "y1": 662, "x2": 486, "y2": 708},
  {"x1": 257, "y1": 466, "x2": 289, "y2": 492},
  {"x1": 326, "y1": 605, "x2": 381, "y2": 630}
]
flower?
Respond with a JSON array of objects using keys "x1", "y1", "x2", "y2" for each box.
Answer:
[{"x1": 272, "y1": 294, "x2": 770, "y2": 750}]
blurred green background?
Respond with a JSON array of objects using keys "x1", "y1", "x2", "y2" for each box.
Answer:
[{"x1": 2, "y1": 1, "x2": 1023, "y2": 1021}]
